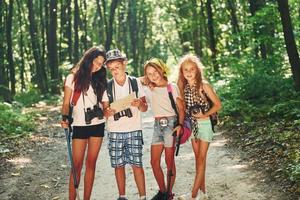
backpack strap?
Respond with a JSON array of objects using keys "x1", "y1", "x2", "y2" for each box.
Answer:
[
  {"x1": 107, "y1": 79, "x2": 114, "y2": 104},
  {"x1": 128, "y1": 76, "x2": 138, "y2": 98},
  {"x1": 106, "y1": 76, "x2": 139, "y2": 104},
  {"x1": 71, "y1": 90, "x2": 81, "y2": 106},
  {"x1": 167, "y1": 84, "x2": 179, "y2": 120}
]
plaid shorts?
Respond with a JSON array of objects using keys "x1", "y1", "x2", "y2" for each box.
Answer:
[{"x1": 108, "y1": 130, "x2": 143, "y2": 168}]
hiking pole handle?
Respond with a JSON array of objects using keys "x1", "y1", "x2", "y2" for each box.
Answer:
[{"x1": 175, "y1": 135, "x2": 181, "y2": 156}]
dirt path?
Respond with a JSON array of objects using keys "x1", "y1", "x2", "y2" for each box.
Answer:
[{"x1": 0, "y1": 105, "x2": 292, "y2": 200}]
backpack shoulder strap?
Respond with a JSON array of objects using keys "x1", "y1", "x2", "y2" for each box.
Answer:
[
  {"x1": 167, "y1": 84, "x2": 178, "y2": 117},
  {"x1": 128, "y1": 76, "x2": 139, "y2": 98},
  {"x1": 71, "y1": 90, "x2": 81, "y2": 106},
  {"x1": 107, "y1": 79, "x2": 114, "y2": 104}
]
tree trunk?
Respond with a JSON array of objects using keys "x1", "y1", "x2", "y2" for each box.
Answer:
[
  {"x1": 0, "y1": 1, "x2": 12, "y2": 102},
  {"x1": 96, "y1": 0, "x2": 105, "y2": 44},
  {"x1": 73, "y1": 0, "x2": 79, "y2": 62},
  {"x1": 191, "y1": 0, "x2": 201, "y2": 57},
  {"x1": 17, "y1": 0, "x2": 26, "y2": 91},
  {"x1": 41, "y1": 0, "x2": 47, "y2": 74},
  {"x1": 277, "y1": 0, "x2": 300, "y2": 90},
  {"x1": 27, "y1": 0, "x2": 48, "y2": 93},
  {"x1": 66, "y1": 0, "x2": 72, "y2": 63},
  {"x1": 7, "y1": 0, "x2": 15, "y2": 95},
  {"x1": 105, "y1": 0, "x2": 120, "y2": 50},
  {"x1": 81, "y1": 0, "x2": 88, "y2": 50},
  {"x1": 249, "y1": 0, "x2": 267, "y2": 59},
  {"x1": 128, "y1": 0, "x2": 138, "y2": 75},
  {"x1": 48, "y1": 0, "x2": 59, "y2": 94},
  {"x1": 206, "y1": 0, "x2": 218, "y2": 73},
  {"x1": 227, "y1": 0, "x2": 241, "y2": 56}
]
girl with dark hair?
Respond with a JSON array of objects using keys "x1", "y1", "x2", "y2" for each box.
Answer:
[{"x1": 61, "y1": 46, "x2": 107, "y2": 200}]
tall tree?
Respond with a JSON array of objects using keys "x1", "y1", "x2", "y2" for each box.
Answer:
[
  {"x1": 0, "y1": 1, "x2": 12, "y2": 102},
  {"x1": 16, "y1": 0, "x2": 26, "y2": 91},
  {"x1": 27, "y1": 0, "x2": 48, "y2": 93},
  {"x1": 206, "y1": 0, "x2": 218, "y2": 73},
  {"x1": 277, "y1": 0, "x2": 300, "y2": 90},
  {"x1": 6, "y1": 0, "x2": 15, "y2": 95},
  {"x1": 227, "y1": 0, "x2": 241, "y2": 55},
  {"x1": 48, "y1": 0, "x2": 59, "y2": 93},
  {"x1": 105, "y1": 0, "x2": 120, "y2": 50},
  {"x1": 96, "y1": 0, "x2": 106, "y2": 44},
  {"x1": 128, "y1": 0, "x2": 138, "y2": 75},
  {"x1": 66, "y1": 0, "x2": 72, "y2": 62},
  {"x1": 249, "y1": 0, "x2": 267, "y2": 59},
  {"x1": 73, "y1": 0, "x2": 79, "y2": 62}
]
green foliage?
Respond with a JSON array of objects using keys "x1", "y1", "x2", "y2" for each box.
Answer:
[
  {"x1": 0, "y1": 102, "x2": 35, "y2": 135},
  {"x1": 14, "y1": 87, "x2": 42, "y2": 107}
]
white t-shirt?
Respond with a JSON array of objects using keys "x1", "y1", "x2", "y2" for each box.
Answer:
[
  {"x1": 145, "y1": 83, "x2": 180, "y2": 117},
  {"x1": 64, "y1": 74, "x2": 105, "y2": 126},
  {"x1": 102, "y1": 75, "x2": 146, "y2": 132}
]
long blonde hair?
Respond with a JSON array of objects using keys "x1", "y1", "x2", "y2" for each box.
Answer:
[
  {"x1": 177, "y1": 54, "x2": 205, "y2": 97},
  {"x1": 143, "y1": 58, "x2": 169, "y2": 86}
]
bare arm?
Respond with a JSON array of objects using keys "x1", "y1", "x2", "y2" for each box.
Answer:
[
  {"x1": 131, "y1": 96, "x2": 148, "y2": 112},
  {"x1": 103, "y1": 101, "x2": 116, "y2": 118},
  {"x1": 61, "y1": 86, "x2": 72, "y2": 128},
  {"x1": 202, "y1": 83, "x2": 221, "y2": 117}
]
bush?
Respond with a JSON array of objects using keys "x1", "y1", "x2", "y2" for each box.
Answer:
[{"x1": 0, "y1": 102, "x2": 35, "y2": 135}]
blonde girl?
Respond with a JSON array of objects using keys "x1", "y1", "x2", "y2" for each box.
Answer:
[
  {"x1": 143, "y1": 58, "x2": 185, "y2": 200},
  {"x1": 177, "y1": 54, "x2": 221, "y2": 200}
]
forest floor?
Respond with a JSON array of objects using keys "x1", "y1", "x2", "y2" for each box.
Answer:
[{"x1": 0, "y1": 104, "x2": 298, "y2": 200}]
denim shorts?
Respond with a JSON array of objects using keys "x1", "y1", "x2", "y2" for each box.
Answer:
[
  {"x1": 191, "y1": 119, "x2": 214, "y2": 142},
  {"x1": 108, "y1": 130, "x2": 143, "y2": 168},
  {"x1": 152, "y1": 116, "x2": 177, "y2": 148}
]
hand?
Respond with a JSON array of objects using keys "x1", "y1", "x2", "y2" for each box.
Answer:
[
  {"x1": 104, "y1": 107, "x2": 116, "y2": 117},
  {"x1": 173, "y1": 125, "x2": 182, "y2": 137},
  {"x1": 61, "y1": 120, "x2": 69, "y2": 128},
  {"x1": 131, "y1": 98, "x2": 142, "y2": 108},
  {"x1": 192, "y1": 112, "x2": 207, "y2": 119}
]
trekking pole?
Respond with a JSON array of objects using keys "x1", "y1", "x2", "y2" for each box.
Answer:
[
  {"x1": 165, "y1": 131, "x2": 177, "y2": 200},
  {"x1": 175, "y1": 134, "x2": 182, "y2": 156},
  {"x1": 64, "y1": 128, "x2": 80, "y2": 200}
]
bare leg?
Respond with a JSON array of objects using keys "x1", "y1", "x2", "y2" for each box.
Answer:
[
  {"x1": 132, "y1": 165, "x2": 146, "y2": 197},
  {"x1": 192, "y1": 139, "x2": 206, "y2": 193},
  {"x1": 115, "y1": 166, "x2": 126, "y2": 196},
  {"x1": 69, "y1": 139, "x2": 87, "y2": 200},
  {"x1": 165, "y1": 147, "x2": 176, "y2": 194},
  {"x1": 191, "y1": 140, "x2": 209, "y2": 198},
  {"x1": 83, "y1": 137, "x2": 103, "y2": 200},
  {"x1": 150, "y1": 144, "x2": 166, "y2": 192}
]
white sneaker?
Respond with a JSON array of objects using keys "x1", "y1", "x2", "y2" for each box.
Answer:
[
  {"x1": 199, "y1": 191, "x2": 209, "y2": 200},
  {"x1": 178, "y1": 193, "x2": 199, "y2": 200}
]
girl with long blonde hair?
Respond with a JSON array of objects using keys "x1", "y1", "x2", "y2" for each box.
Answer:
[{"x1": 177, "y1": 54, "x2": 221, "y2": 200}]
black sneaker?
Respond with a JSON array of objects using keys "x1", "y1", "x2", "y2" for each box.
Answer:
[
  {"x1": 117, "y1": 197, "x2": 128, "y2": 200},
  {"x1": 167, "y1": 192, "x2": 174, "y2": 200},
  {"x1": 151, "y1": 191, "x2": 167, "y2": 200}
]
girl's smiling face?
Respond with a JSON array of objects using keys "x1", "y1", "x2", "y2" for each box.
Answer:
[
  {"x1": 182, "y1": 62, "x2": 197, "y2": 83},
  {"x1": 92, "y1": 55, "x2": 105, "y2": 72},
  {"x1": 145, "y1": 66, "x2": 164, "y2": 85}
]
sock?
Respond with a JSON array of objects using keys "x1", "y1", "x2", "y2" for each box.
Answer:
[
  {"x1": 139, "y1": 195, "x2": 146, "y2": 200},
  {"x1": 120, "y1": 195, "x2": 126, "y2": 198}
]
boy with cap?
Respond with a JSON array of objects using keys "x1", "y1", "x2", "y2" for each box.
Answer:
[{"x1": 102, "y1": 49, "x2": 148, "y2": 200}]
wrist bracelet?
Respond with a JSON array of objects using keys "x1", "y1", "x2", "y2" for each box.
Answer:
[{"x1": 62, "y1": 115, "x2": 68, "y2": 122}]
